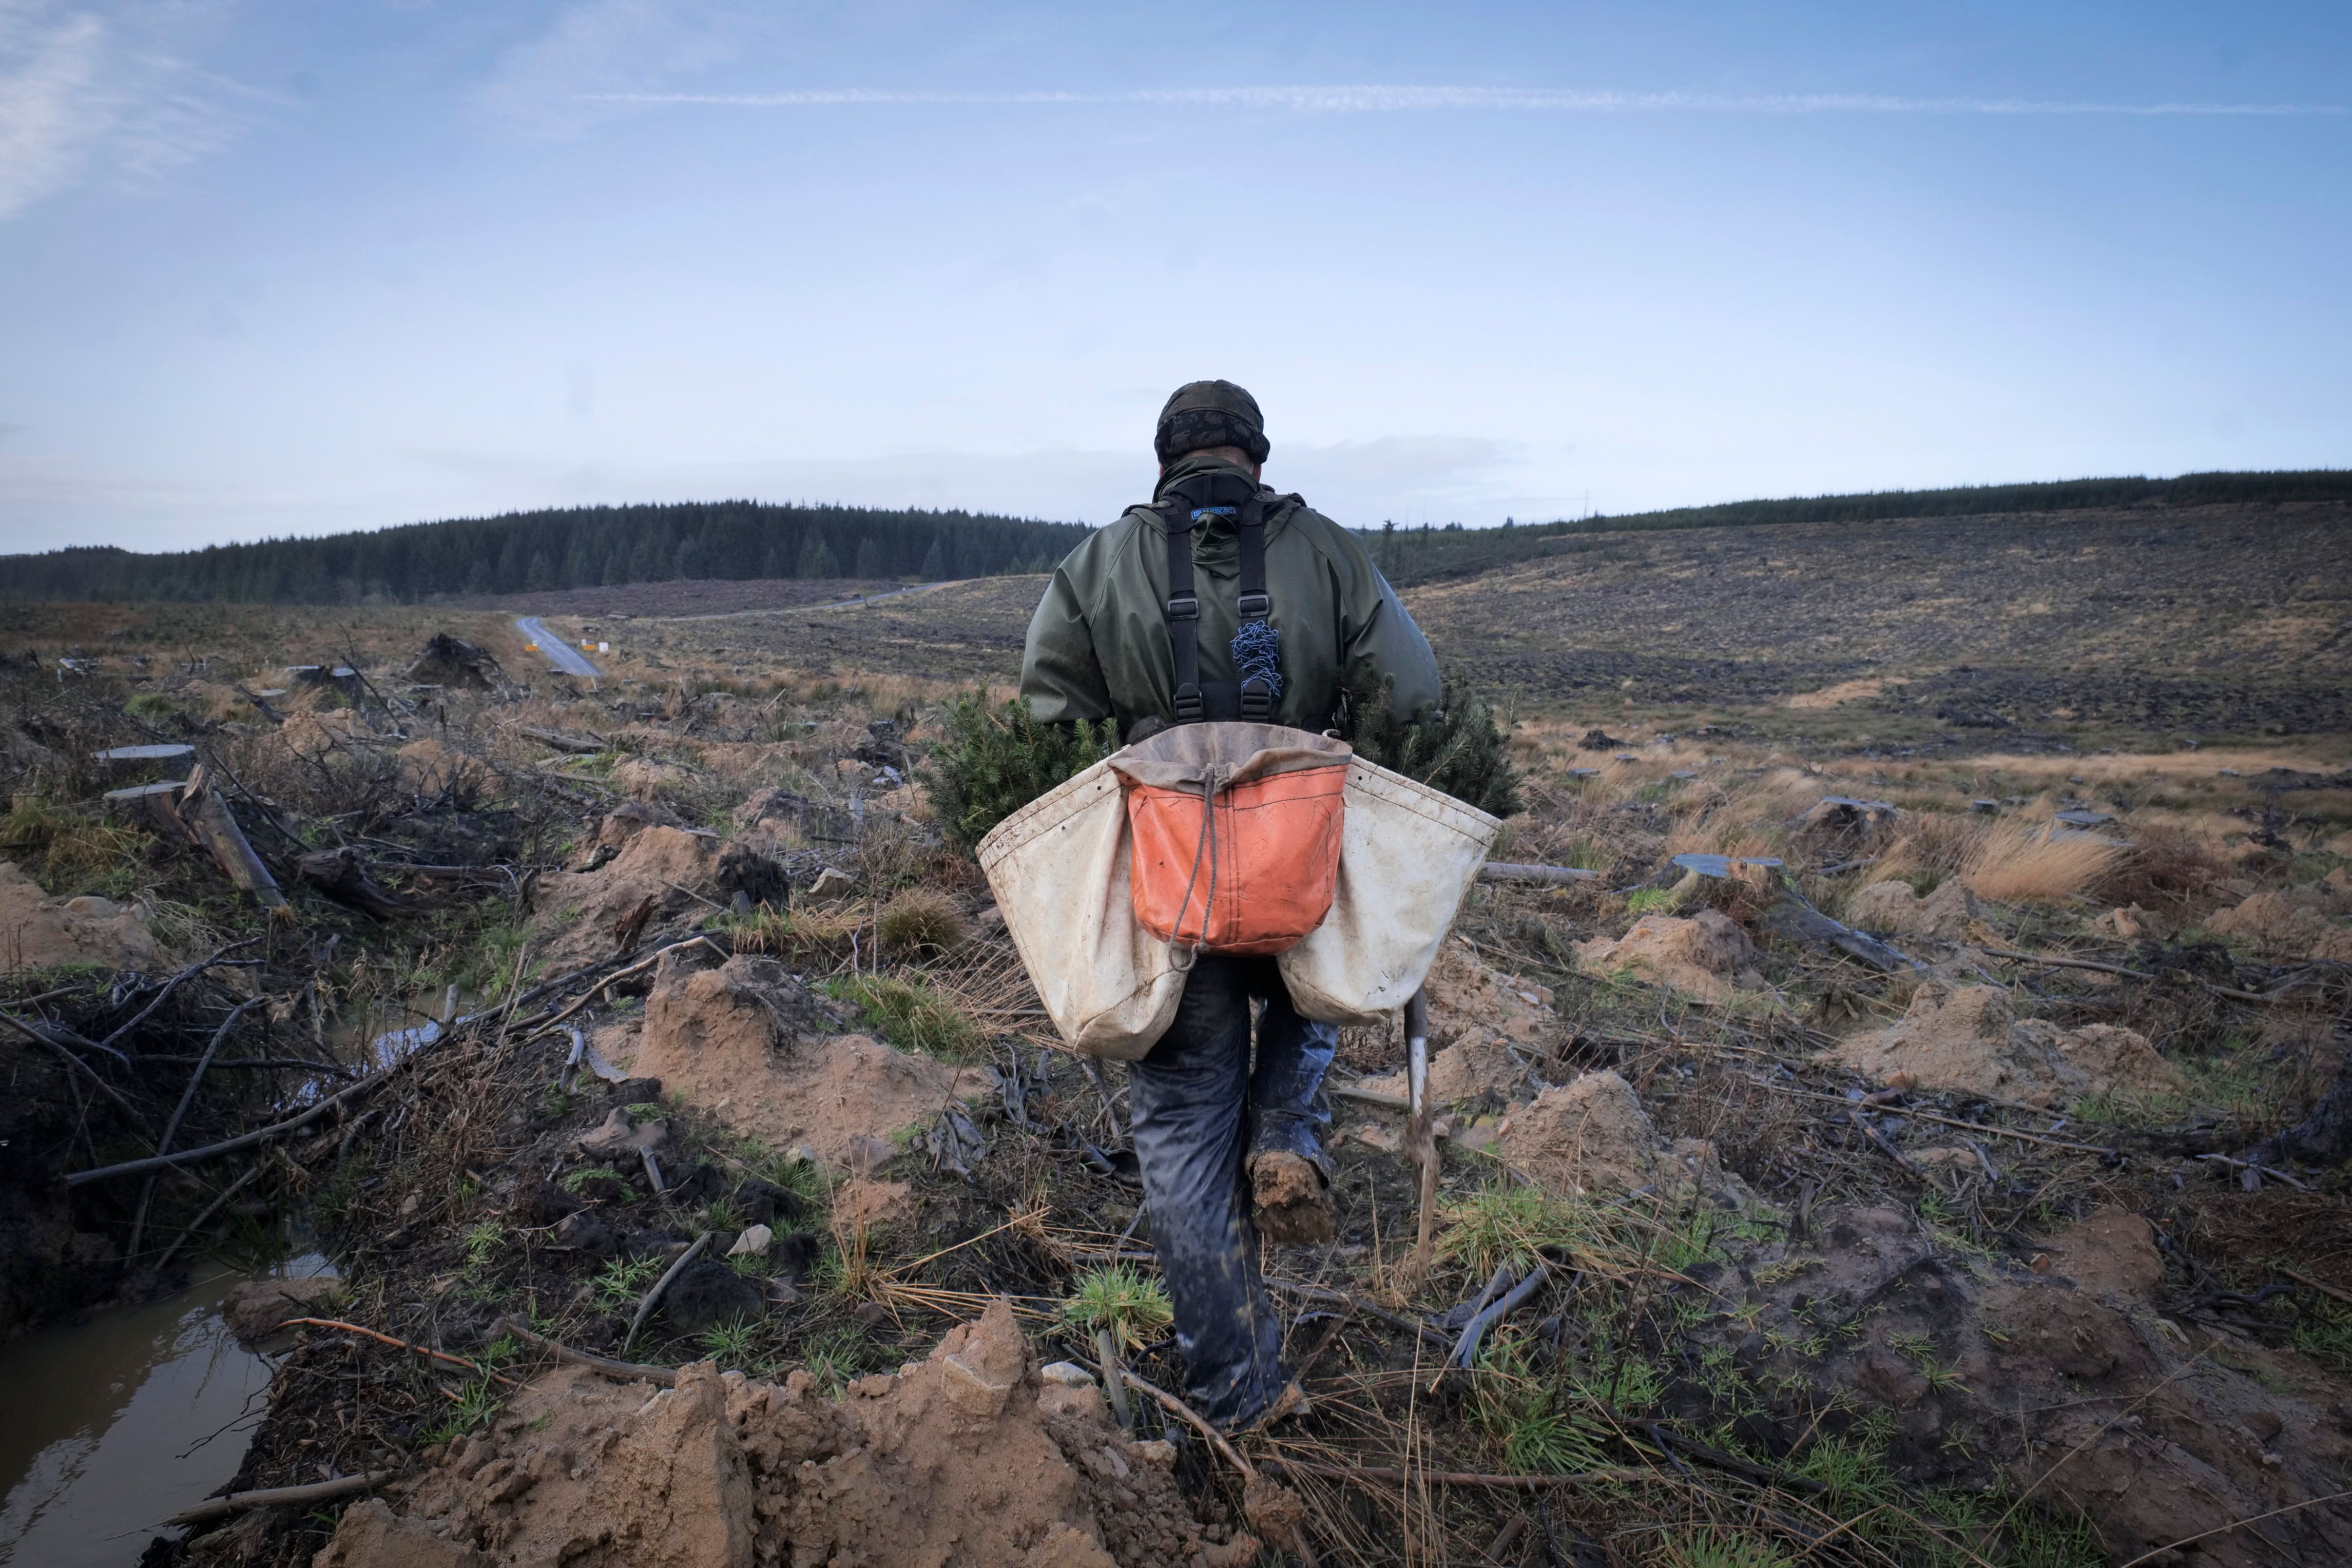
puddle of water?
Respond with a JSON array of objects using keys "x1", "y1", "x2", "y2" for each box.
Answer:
[{"x1": 0, "y1": 1258, "x2": 331, "y2": 1567}]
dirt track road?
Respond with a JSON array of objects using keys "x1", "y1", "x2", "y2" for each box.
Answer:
[{"x1": 516, "y1": 615, "x2": 600, "y2": 679}]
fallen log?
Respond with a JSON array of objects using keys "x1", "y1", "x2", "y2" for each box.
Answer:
[
  {"x1": 519, "y1": 725, "x2": 607, "y2": 754},
  {"x1": 165, "y1": 1470, "x2": 396, "y2": 1527},
  {"x1": 182, "y1": 770, "x2": 288, "y2": 914},
  {"x1": 1478, "y1": 862, "x2": 1602, "y2": 886},
  {"x1": 499, "y1": 1317, "x2": 677, "y2": 1385},
  {"x1": 277, "y1": 1318, "x2": 523, "y2": 1387},
  {"x1": 624, "y1": 1233, "x2": 711, "y2": 1349},
  {"x1": 1261, "y1": 1458, "x2": 1644, "y2": 1489},
  {"x1": 297, "y1": 846, "x2": 416, "y2": 919}
]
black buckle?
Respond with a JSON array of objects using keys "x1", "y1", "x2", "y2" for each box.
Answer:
[
  {"x1": 1240, "y1": 677, "x2": 1273, "y2": 720},
  {"x1": 1236, "y1": 590, "x2": 1270, "y2": 619},
  {"x1": 1166, "y1": 592, "x2": 1199, "y2": 621},
  {"x1": 1174, "y1": 685, "x2": 1204, "y2": 722}
]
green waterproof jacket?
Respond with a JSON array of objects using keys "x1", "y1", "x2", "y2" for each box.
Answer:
[{"x1": 1019, "y1": 453, "x2": 1442, "y2": 738}]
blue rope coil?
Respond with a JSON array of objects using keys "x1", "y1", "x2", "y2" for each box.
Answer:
[{"x1": 1230, "y1": 618, "x2": 1283, "y2": 702}]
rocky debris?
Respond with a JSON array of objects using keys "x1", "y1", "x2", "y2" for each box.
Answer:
[
  {"x1": 323, "y1": 1301, "x2": 1249, "y2": 1568},
  {"x1": 404, "y1": 634, "x2": 503, "y2": 690},
  {"x1": 222, "y1": 1274, "x2": 344, "y2": 1344},
  {"x1": 0, "y1": 859, "x2": 159, "y2": 973},
  {"x1": 1814, "y1": 981, "x2": 2185, "y2": 1107},
  {"x1": 2207, "y1": 886, "x2": 2352, "y2": 961},
  {"x1": 1576, "y1": 909, "x2": 1763, "y2": 1004},
  {"x1": 531, "y1": 825, "x2": 722, "y2": 965},
  {"x1": 628, "y1": 951, "x2": 975, "y2": 1172},
  {"x1": 1845, "y1": 878, "x2": 1977, "y2": 941},
  {"x1": 1495, "y1": 1070, "x2": 1758, "y2": 1209},
  {"x1": 805, "y1": 866, "x2": 859, "y2": 901},
  {"x1": 2040, "y1": 1205, "x2": 2164, "y2": 1303}
]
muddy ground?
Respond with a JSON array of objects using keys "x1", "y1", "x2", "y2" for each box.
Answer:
[{"x1": 3, "y1": 520, "x2": 2350, "y2": 1566}]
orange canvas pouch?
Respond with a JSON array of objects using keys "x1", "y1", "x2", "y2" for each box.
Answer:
[{"x1": 1111, "y1": 723, "x2": 1349, "y2": 956}]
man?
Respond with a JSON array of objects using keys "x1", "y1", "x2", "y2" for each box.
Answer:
[{"x1": 1019, "y1": 380, "x2": 1442, "y2": 1431}]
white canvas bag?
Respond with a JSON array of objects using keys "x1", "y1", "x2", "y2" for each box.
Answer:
[
  {"x1": 1277, "y1": 757, "x2": 1502, "y2": 1025},
  {"x1": 977, "y1": 758, "x2": 1189, "y2": 1060},
  {"x1": 980, "y1": 750, "x2": 1501, "y2": 1056}
]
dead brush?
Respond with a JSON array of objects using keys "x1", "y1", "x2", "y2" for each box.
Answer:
[
  {"x1": 2090, "y1": 821, "x2": 2230, "y2": 920},
  {"x1": 1962, "y1": 820, "x2": 2127, "y2": 905},
  {"x1": 876, "y1": 888, "x2": 966, "y2": 954}
]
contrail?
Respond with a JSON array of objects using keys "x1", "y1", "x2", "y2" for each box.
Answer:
[{"x1": 577, "y1": 85, "x2": 2342, "y2": 117}]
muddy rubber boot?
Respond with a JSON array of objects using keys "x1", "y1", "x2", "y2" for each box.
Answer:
[{"x1": 1248, "y1": 1150, "x2": 1336, "y2": 1245}]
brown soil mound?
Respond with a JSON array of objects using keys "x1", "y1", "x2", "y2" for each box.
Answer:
[
  {"x1": 0, "y1": 859, "x2": 159, "y2": 974},
  {"x1": 1354, "y1": 946, "x2": 1558, "y2": 1105},
  {"x1": 2042, "y1": 1205, "x2": 2163, "y2": 1302},
  {"x1": 1845, "y1": 878, "x2": 1976, "y2": 940},
  {"x1": 629, "y1": 951, "x2": 978, "y2": 1169},
  {"x1": 1814, "y1": 981, "x2": 2185, "y2": 1108},
  {"x1": 613, "y1": 756, "x2": 692, "y2": 802},
  {"x1": 1575, "y1": 909, "x2": 1759, "y2": 1003},
  {"x1": 2208, "y1": 887, "x2": 2352, "y2": 961},
  {"x1": 531, "y1": 825, "x2": 721, "y2": 965},
  {"x1": 1730, "y1": 1201, "x2": 2352, "y2": 1567},
  {"x1": 1495, "y1": 1070, "x2": 1758, "y2": 1208},
  {"x1": 322, "y1": 1301, "x2": 1252, "y2": 1568},
  {"x1": 1423, "y1": 942, "x2": 1554, "y2": 1050}
]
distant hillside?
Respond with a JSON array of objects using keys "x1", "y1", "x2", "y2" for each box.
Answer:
[
  {"x1": 0, "y1": 500, "x2": 1090, "y2": 605},
  {"x1": 1358, "y1": 468, "x2": 2352, "y2": 586}
]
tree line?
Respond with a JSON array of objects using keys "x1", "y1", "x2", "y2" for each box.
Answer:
[
  {"x1": 1361, "y1": 468, "x2": 2352, "y2": 586},
  {"x1": 0, "y1": 500, "x2": 1094, "y2": 605}
]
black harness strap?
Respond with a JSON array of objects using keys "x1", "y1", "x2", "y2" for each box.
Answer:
[
  {"x1": 1164, "y1": 507, "x2": 1204, "y2": 722},
  {"x1": 1160, "y1": 474, "x2": 1281, "y2": 726}
]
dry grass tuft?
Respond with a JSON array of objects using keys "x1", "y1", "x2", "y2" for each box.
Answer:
[
  {"x1": 0, "y1": 793, "x2": 148, "y2": 885},
  {"x1": 876, "y1": 888, "x2": 967, "y2": 955},
  {"x1": 1863, "y1": 810, "x2": 1987, "y2": 892},
  {"x1": 1962, "y1": 821, "x2": 2127, "y2": 905}
]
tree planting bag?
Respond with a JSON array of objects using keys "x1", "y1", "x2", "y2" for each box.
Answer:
[{"x1": 1276, "y1": 756, "x2": 1503, "y2": 1026}]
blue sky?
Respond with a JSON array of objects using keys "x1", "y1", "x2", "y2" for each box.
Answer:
[{"x1": 1, "y1": 1, "x2": 2346, "y2": 554}]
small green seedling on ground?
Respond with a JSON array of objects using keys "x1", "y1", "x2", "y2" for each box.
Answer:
[
  {"x1": 594, "y1": 1254, "x2": 664, "y2": 1308},
  {"x1": 1063, "y1": 1264, "x2": 1173, "y2": 1355}
]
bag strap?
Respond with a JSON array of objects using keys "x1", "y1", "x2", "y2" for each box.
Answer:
[
  {"x1": 1163, "y1": 506, "x2": 1204, "y2": 723},
  {"x1": 1158, "y1": 471, "x2": 1281, "y2": 725}
]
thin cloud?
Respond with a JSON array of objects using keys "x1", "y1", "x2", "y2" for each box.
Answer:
[
  {"x1": 582, "y1": 84, "x2": 2344, "y2": 117},
  {"x1": 0, "y1": 1, "x2": 251, "y2": 223}
]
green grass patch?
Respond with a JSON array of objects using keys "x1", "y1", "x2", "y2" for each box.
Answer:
[{"x1": 823, "y1": 974, "x2": 981, "y2": 1061}]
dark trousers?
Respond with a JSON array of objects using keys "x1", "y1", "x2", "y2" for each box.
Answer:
[{"x1": 1126, "y1": 954, "x2": 1336, "y2": 1427}]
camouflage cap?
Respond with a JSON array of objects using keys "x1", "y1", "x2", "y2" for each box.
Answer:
[{"x1": 1154, "y1": 379, "x2": 1270, "y2": 465}]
